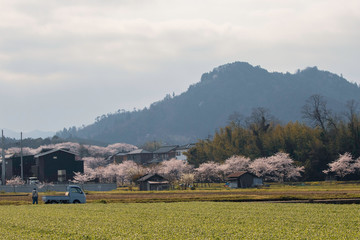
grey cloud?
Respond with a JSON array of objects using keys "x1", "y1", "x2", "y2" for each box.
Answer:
[{"x1": 0, "y1": 0, "x2": 359, "y2": 132}]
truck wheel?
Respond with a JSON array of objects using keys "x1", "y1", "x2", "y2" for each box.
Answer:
[
  {"x1": 73, "y1": 200, "x2": 80, "y2": 204},
  {"x1": 51, "y1": 200, "x2": 57, "y2": 204}
]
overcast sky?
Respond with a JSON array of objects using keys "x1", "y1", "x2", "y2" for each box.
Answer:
[{"x1": 0, "y1": 0, "x2": 359, "y2": 135}]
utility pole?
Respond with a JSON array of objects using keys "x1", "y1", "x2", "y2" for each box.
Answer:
[
  {"x1": 1, "y1": 130, "x2": 5, "y2": 185},
  {"x1": 21, "y1": 132, "x2": 23, "y2": 180}
]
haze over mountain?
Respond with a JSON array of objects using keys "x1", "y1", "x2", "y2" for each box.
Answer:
[
  {"x1": 57, "y1": 62, "x2": 360, "y2": 146},
  {"x1": 3, "y1": 129, "x2": 55, "y2": 139}
]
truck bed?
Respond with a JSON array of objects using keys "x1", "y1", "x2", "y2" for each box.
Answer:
[{"x1": 42, "y1": 195, "x2": 70, "y2": 203}]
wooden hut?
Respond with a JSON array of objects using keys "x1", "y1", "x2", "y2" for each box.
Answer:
[
  {"x1": 137, "y1": 173, "x2": 169, "y2": 191},
  {"x1": 227, "y1": 171, "x2": 263, "y2": 188}
]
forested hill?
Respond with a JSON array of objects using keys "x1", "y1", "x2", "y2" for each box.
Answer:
[{"x1": 58, "y1": 62, "x2": 360, "y2": 145}]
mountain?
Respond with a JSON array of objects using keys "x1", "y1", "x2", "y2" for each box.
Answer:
[
  {"x1": 3, "y1": 129, "x2": 56, "y2": 139},
  {"x1": 59, "y1": 62, "x2": 360, "y2": 146}
]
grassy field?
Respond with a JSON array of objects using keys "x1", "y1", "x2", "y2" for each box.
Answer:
[{"x1": 0, "y1": 202, "x2": 359, "y2": 239}]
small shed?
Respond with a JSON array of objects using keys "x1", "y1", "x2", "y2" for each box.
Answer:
[
  {"x1": 137, "y1": 173, "x2": 170, "y2": 191},
  {"x1": 227, "y1": 171, "x2": 263, "y2": 188}
]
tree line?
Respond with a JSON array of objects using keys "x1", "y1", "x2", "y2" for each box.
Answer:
[
  {"x1": 72, "y1": 152, "x2": 303, "y2": 187},
  {"x1": 185, "y1": 95, "x2": 360, "y2": 180}
]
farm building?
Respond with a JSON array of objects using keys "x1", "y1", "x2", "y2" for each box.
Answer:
[
  {"x1": 111, "y1": 151, "x2": 130, "y2": 164},
  {"x1": 151, "y1": 146, "x2": 178, "y2": 164},
  {"x1": 126, "y1": 149, "x2": 153, "y2": 164},
  {"x1": 4, "y1": 154, "x2": 36, "y2": 180},
  {"x1": 137, "y1": 173, "x2": 170, "y2": 191},
  {"x1": 227, "y1": 171, "x2": 263, "y2": 188},
  {"x1": 34, "y1": 149, "x2": 83, "y2": 182},
  {"x1": 175, "y1": 143, "x2": 195, "y2": 162}
]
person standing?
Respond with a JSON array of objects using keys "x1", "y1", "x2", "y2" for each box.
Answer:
[{"x1": 32, "y1": 188, "x2": 38, "y2": 204}]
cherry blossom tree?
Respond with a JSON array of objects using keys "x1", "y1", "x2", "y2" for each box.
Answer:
[
  {"x1": 92, "y1": 164, "x2": 118, "y2": 183},
  {"x1": 323, "y1": 153, "x2": 359, "y2": 178},
  {"x1": 6, "y1": 147, "x2": 39, "y2": 155},
  {"x1": 83, "y1": 157, "x2": 108, "y2": 170},
  {"x1": 158, "y1": 158, "x2": 193, "y2": 185},
  {"x1": 266, "y1": 152, "x2": 304, "y2": 182},
  {"x1": 195, "y1": 162, "x2": 222, "y2": 185},
  {"x1": 218, "y1": 155, "x2": 251, "y2": 177},
  {"x1": 179, "y1": 173, "x2": 195, "y2": 189},
  {"x1": 38, "y1": 182, "x2": 54, "y2": 192},
  {"x1": 249, "y1": 157, "x2": 272, "y2": 179},
  {"x1": 115, "y1": 160, "x2": 146, "y2": 185},
  {"x1": 6, "y1": 176, "x2": 25, "y2": 192},
  {"x1": 5, "y1": 142, "x2": 137, "y2": 158},
  {"x1": 146, "y1": 164, "x2": 162, "y2": 175},
  {"x1": 249, "y1": 153, "x2": 304, "y2": 182},
  {"x1": 73, "y1": 172, "x2": 95, "y2": 185}
]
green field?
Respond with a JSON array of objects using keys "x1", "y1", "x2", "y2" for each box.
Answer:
[{"x1": 1, "y1": 202, "x2": 359, "y2": 239}]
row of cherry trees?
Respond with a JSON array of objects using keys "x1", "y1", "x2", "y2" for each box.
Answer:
[
  {"x1": 74, "y1": 152, "x2": 305, "y2": 186},
  {"x1": 3, "y1": 142, "x2": 137, "y2": 158},
  {"x1": 5, "y1": 151, "x2": 355, "y2": 188}
]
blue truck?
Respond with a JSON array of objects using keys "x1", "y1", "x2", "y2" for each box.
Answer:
[{"x1": 42, "y1": 185, "x2": 86, "y2": 204}]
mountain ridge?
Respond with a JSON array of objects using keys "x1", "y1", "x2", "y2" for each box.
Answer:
[{"x1": 57, "y1": 61, "x2": 360, "y2": 146}]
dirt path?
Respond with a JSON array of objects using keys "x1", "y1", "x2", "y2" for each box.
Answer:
[{"x1": 2, "y1": 189, "x2": 360, "y2": 204}]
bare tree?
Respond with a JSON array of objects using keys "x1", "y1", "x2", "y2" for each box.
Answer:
[
  {"x1": 227, "y1": 111, "x2": 244, "y2": 127},
  {"x1": 246, "y1": 107, "x2": 273, "y2": 134},
  {"x1": 302, "y1": 94, "x2": 336, "y2": 132},
  {"x1": 345, "y1": 100, "x2": 360, "y2": 154}
]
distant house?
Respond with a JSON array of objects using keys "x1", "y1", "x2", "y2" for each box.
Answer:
[
  {"x1": 4, "y1": 154, "x2": 36, "y2": 180},
  {"x1": 34, "y1": 149, "x2": 84, "y2": 183},
  {"x1": 152, "y1": 146, "x2": 178, "y2": 163},
  {"x1": 112, "y1": 151, "x2": 130, "y2": 164},
  {"x1": 137, "y1": 173, "x2": 169, "y2": 191},
  {"x1": 126, "y1": 149, "x2": 153, "y2": 164},
  {"x1": 227, "y1": 171, "x2": 263, "y2": 188},
  {"x1": 175, "y1": 144, "x2": 195, "y2": 162}
]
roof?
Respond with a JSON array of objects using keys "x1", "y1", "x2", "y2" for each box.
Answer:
[
  {"x1": 0, "y1": 154, "x2": 15, "y2": 161},
  {"x1": 5, "y1": 154, "x2": 14, "y2": 159},
  {"x1": 7, "y1": 153, "x2": 35, "y2": 159},
  {"x1": 34, "y1": 148, "x2": 77, "y2": 158},
  {"x1": 148, "y1": 158, "x2": 163, "y2": 164},
  {"x1": 227, "y1": 171, "x2": 257, "y2": 178},
  {"x1": 176, "y1": 144, "x2": 196, "y2": 151},
  {"x1": 128, "y1": 149, "x2": 152, "y2": 155},
  {"x1": 137, "y1": 173, "x2": 167, "y2": 182},
  {"x1": 115, "y1": 151, "x2": 130, "y2": 156},
  {"x1": 153, "y1": 145, "x2": 178, "y2": 154},
  {"x1": 148, "y1": 181, "x2": 169, "y2": 185}
]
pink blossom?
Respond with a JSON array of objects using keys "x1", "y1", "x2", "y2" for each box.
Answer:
[
  {"x1": 196, "y1": 162, "x2": 222, "y2": 183},
  {"x1": 323, "y1": 153, "x2": 358, "y2": 178},
  {"x1": 72, "y1": 172, "x2": 95, "y2": 184},
  {"x1": 219, "y1": 155, "x2": 251, "y2": 176},
  {"x1": 158, "y1": 158, "x2": 193, "y2": 183},
  {"x1": 249, "y1": 152, "x2": 304, "y2": 182},
  {"x1": 6, "y1": 176, "x2": 25, "y2": 186}
]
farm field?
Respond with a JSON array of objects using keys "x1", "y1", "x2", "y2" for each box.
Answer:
[
  {"x1": 2, "y1": 182, "x2": 360, "y2": 205},
  {"x1": 0, "y1": 202, "x2": 359, "y2": 239}
]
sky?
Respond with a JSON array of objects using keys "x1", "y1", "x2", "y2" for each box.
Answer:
[{"x1": 0, "y1": 0, "x2": 359, "y2": 136}]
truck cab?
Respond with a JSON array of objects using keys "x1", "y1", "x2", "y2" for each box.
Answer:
[{"x1": 66, "y1": 185, "x2": 86, "y2": 203}]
